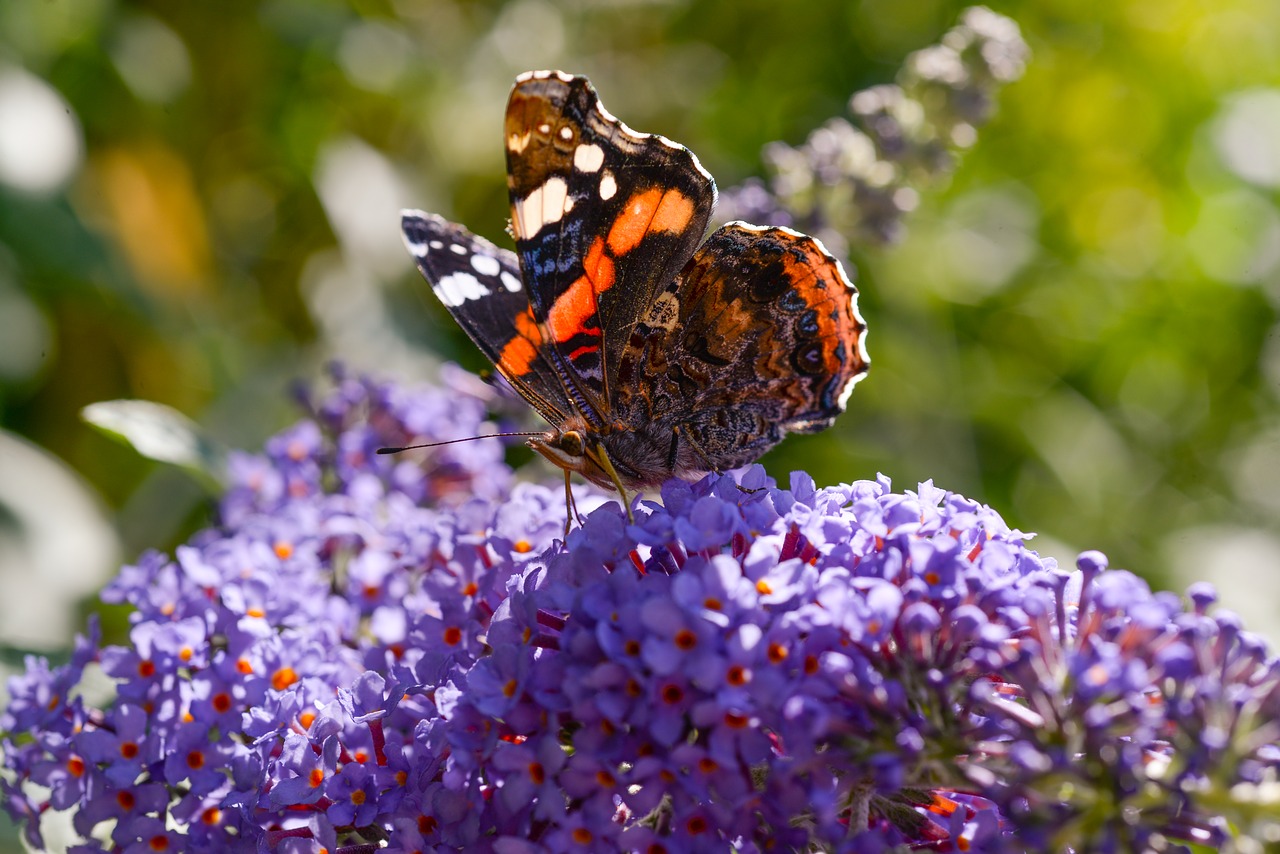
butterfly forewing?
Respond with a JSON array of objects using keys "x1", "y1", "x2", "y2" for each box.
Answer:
[{"x1": 503, "y1": 71, "x2": 716, "y2": 424}]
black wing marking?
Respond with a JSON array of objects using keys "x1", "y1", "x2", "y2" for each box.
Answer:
[{"x1": 402, "y1": 210, "x2": 571, "y2": 426}]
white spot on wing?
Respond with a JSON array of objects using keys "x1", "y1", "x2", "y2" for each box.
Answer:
[
  {"x1": 449, "y1": 243, "x2": 467, "y2": 255},
  {"x1": 471, "y1": 254, "x2": 501, "y2": 277},
  {"x1": 599, "y1": 170, "x2": 617, "y2": 200},
  {"x1": 558, "y1": 125, "x2": 573, "y2": 141},
  {"x1": 434, "y1": 271, "x2": 490, "y2": 307},
  {"x1": 429, "y1": 240, "x2": 444, "y2": 250},
  {"x1": 573, "y1": 143, "x2": 605, "y2": 173},
  {"x1": 500, "y1": 271, "x2": 522, "y2": 292},
  {"x1": 516, "y1": 175, "x2": 570, "y2": 238},
  {"x1": 507, "y1": 131, "x2": 531, "y2": 153},
  {"x1": 538, "y1": 123, "x2": 551, "y2": 135}
]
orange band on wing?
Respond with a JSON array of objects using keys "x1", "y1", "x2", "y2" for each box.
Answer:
[
  {"x1": 547, "y1": 237, "x2": 614, "y2": 343},
  {"x1": 607, "y1": 188, "x2": 662, "y2": 255},
  {"x1": 547, "y1": 277, "x2": 597, "y2": 342},
  {"x1": 650, "y1": 189, "x2": 696, "y2": 237},
  {"x1": 583, "y1": 236, "x2": 616, "y2": 293},
  {"x1": 607, "y1": 187, "x2": 696, "y2": 257},
  {"x1": 498, "y1": 307, "x2": 543, "y2": 377}
]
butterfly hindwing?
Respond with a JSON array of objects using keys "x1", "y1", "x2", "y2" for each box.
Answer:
[
  {"x1": 401, "y1": 211, "x2": 571, "y2": 424},
  {"x1": 504, "y1": 71, "x2": 716, "y2": 425},
  {"x1": 612, "y1": 222, "x2": 870, "y2": 476}
]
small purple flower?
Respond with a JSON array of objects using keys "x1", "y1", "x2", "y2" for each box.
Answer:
[
  {"x1": 324, "y1": 759, "x2": 381, "y2": 827},
  {"x1": 161, "y1": 722, "x2": 237, "y2": 796},
  {"x1": 74, "y1": 703, "x2": 152, "y2": 788},
  {"x1": 269, "y1": 731, "x2": 340, "y2": 808}
]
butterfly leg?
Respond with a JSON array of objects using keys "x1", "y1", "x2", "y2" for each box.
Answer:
[
  {"x1": 588, "y1": 443, "x2": 636, "y2": 524},
  {"x1": 562, "y1": 470, "x2": 588, "y2": 535}
]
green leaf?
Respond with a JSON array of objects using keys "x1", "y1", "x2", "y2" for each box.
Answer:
[{"x1": 81, "y1": 400, "x2": 225, "y2": 490}]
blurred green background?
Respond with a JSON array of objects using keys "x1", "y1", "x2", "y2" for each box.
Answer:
[{"x1": 2, "y1": 0, "x2": 1280, "y2": 693}]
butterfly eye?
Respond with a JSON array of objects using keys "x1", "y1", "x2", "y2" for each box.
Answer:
[{"x1": 560, "y1": 430, "x2": 585, "y2": 457}]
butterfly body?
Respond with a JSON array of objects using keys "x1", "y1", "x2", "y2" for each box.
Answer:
[{"x1": 403, "y1": 71, "x2": 869, "y2": 503}]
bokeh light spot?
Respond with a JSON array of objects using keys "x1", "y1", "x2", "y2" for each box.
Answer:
[
  {"x1": 0, "y1": 68, "x2": 82, "y2": 194},
  {"x1": 110, "y1": 15, "x2": 191, "y2": 104}
]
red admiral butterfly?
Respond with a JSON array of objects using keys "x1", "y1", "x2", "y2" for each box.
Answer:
[{"x1": 402, "y1": 71, "x2": 868, "y2": 517}]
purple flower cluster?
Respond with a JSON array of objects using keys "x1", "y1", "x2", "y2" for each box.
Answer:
[
  {"x1": 717, "y1": 6, "x2": 1031, "y2": 253},
  {"x1": 4, "y1": 368, "x2": 1279, "y2": 853}
]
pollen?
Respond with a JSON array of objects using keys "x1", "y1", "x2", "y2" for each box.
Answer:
[{"x1": 271, "y1": 666, "x2": 299, "y2": 691}]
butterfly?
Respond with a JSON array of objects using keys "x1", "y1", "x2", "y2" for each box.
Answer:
[{"x1": 401, "y1": 70, "x2": 868, "y2": 520}]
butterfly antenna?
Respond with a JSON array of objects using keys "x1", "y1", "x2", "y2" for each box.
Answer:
[{"x1": 377, "y1": 431, "x2": 545, "y2": 455}]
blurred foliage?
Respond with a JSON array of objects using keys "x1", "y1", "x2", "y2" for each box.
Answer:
[{"x1": 3, "y1": 0, "x2": 1280, "y2": 672}]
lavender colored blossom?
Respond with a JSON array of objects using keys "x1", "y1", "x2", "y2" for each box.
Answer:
[
  {"x1": 717, "y1": 6, "x2": 1031, "y2": 253},
  {"x1": 3, "y1": 366, "x2": 1278, "y2": 853}
]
